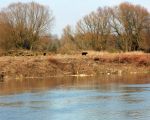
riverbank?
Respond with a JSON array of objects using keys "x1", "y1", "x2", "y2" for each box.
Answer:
[{"x1": 0, "y1": 52, "x2": 150, "y2": 79}]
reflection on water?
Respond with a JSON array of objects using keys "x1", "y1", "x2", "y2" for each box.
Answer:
[{"x1": 0, "y1": 74, "x2": 150, "y2": 120}]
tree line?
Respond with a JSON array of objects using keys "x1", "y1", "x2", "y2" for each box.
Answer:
[
  {"x1": 60, "y1": 2, "x2": 150, "y2": 53},
  {"x1": 0, "y1": 2, "x2": 150, "y2": 53}
]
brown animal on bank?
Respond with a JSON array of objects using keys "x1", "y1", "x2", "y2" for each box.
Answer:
[
  {"x1": 94, "y1": 57, "x2": 100, "y2": 61},
  {"x1": 82, "y1": 52, "x2": 88, "y2": 56},
  {"x1": 43, "y1": 53, "x2": 46, "y2": 56},
  {"x1": 0, "y1": 72, "x2": 4, "y2": 82}
]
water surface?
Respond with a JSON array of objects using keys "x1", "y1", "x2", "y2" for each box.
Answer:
[{"x1": 0, "y1": 74, "x2": 150, "y2": 120}]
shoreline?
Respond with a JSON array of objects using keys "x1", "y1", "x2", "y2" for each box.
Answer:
[{"x1": 0, "y1": 52, "x2": 150, "y2": 80}]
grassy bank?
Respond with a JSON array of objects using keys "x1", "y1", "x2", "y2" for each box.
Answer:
[{"x1": 0, "y1": 51, "x2": 150, "y2": 79}]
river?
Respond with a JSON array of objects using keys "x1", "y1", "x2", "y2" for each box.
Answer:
[{"x1": 0, "y1": 74, "x2": 150, "y2": 120}]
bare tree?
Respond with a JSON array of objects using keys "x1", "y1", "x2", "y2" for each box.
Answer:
[
  {"x1": 108, "y1": 3, "x2": 150, "y2": 52},
  {"x1": 0, "y1": 2, "x2": 54, "y2": 50},
  {"x1": 119, "y1": 2, "x2": 149, "y2": 51},
  {"x1": 59, "y1": 25, "x2": 79, "y2": 53},
  {"x1": 76, "y1": 7, "x2": 111, "y2": 51},
  {"x1": 109, "y1": 7, "x2": 125, "y2": 51}
]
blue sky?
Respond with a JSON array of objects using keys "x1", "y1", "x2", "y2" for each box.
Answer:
[{"x1": 0, "y1": 0, "x2": 150, "y2": 36}]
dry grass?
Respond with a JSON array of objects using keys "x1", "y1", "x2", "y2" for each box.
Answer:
[
  {"x1": 89, "y1": 51, "x2": 150, "y2": 66},
  {"x1": 47, "y1": 56, "x2": 60, "y2": 65},
  {"x1": 48, "y1": 51, "x2": 150, "y2": 66},
  {"x1": 0, "y1": 51, "x2": 149, "y2": 79}
]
